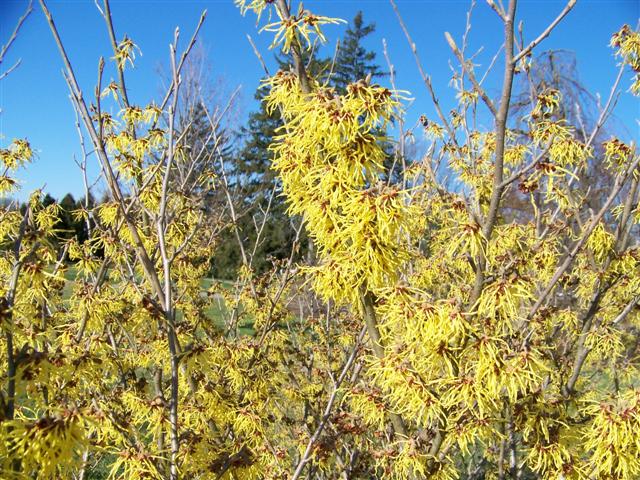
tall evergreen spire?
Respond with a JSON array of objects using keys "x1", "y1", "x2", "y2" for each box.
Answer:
[{"x1": 332, "y1": 11, "x2": 385, "y2": 93}]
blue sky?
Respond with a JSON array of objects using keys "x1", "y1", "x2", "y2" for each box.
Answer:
[{"x1": 1, "y1": 0, "x2": 638, "y2": 200}]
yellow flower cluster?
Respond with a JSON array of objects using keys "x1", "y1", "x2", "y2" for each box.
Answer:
[
  {"x1": 611, "y1": 24, "x2": 640, "y2": 94},
  {"x1": 267, "y1": 73, "x2": 423, "y2": 305},
  {"x1": 2, "y1": 1, "x2": 639, "y2": 478},
  {"x1": 0, "y1": 139, "x2": 33, "y2": 195},
  {"x1": 236, "y1": 0, "x2": 343, "y2": 53},
  {"x1": 2, "y1": 409, "x2": 87, "y2": 479}
]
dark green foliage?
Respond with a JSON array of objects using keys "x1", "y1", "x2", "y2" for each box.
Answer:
[
  {"x1": 57, "y1": 193, "x2": 86, "y2": 242},
  {"x1": 42, "y1": 193, "x2": 56, "y2": 207},
  {"x1": 210, "y1": 52, "x2": 329, "y2": 279},
  {"x1": 209, "y1": 82, "x2": 304, "y2": 279},
  {"x1": 22, "y1": 192, "x2": 92, "y2": 248},
  {"x1": 332, "y1": 11, "x2": 386, "y2": 94},
  {"x1": 230, "y1": 85, "x2": 281, "y2": 200}
]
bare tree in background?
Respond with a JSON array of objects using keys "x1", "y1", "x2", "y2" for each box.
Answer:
[{"x1": 505, "y1": 49, "x2": 633, "y2": 225}]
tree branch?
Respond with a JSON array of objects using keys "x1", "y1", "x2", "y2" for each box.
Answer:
[
  {"x1": 444, "y1": 31, "x2": 497, "y2": 117},
  {"x1": 513, "y1": 0, "x2": 577, "y2": 64}
]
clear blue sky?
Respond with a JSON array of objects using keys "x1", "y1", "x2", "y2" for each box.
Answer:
[{"x1": 1, "y1": 0, "x2": 638, "y2": 200}]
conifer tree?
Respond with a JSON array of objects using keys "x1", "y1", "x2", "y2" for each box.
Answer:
[
  {"x1": 332, "y1": 11, "x2": 385, "y2": 94},
  {"x1": 58, "y1": 193, "x2": 84, "y2": 242}
]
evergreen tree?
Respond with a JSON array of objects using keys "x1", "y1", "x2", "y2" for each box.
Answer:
[
  {"x1": 210, "y1": 83, "x2": 292, "y2": 279},
  {"x1": 57, "y1": 193, "x2": 87, "y2": 242},
  {"x1": 229, "y1": 86, "x2": 281, "y2": 200},
  {"x1": 42, "y1": 193, "x2": 56, "y2": 207},
  {"x1": 331, "y1": 11, "x2": 385, "y2": 93}
]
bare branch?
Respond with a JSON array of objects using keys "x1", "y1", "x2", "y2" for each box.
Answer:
[
  {"x1": 274, "y1": 0, "x2": 311, "y2": 93},
  {"x1": 445, "y1": 31, "x2": 497, "y2": 116},
  {"x1": 155, "y1": 10, "x2": 208, "y2": 116},
  {"x1": 390, "y1": 0, "x2": 458, "y2": 144},
  {"x1": 101, "y1": 0, "x2": 132, "y2": 108},
  {"x1": 513, "y1": 0, "x2": 577, "y2": 64},
  {"x1": 499, "y1": 143, "x2": 551, "y2": 188},
  {"x1": 0, "y1": 1, "x2": 33, "y2": 81},
  {"x1": 486, "y1": 0, "x2": 507, "y2": 21},
  {"x1": 0, "y1": 0, "x2": 33, "y2": 64},
  {"x1": 0, "y1": 59, "x2": 22, "y2": 82},
  {"x1": 529, "y1": 153, "x2": 640, "y2": 320},
  {"x1": 246, "y1": 34, "x2": 270, "y2": 77},
  {"x1": 291, "y1": 326, "x2": 367, "y2": 480},
  {"x1": 467, "y1": 0, "x2": 518, "y2": 309}
]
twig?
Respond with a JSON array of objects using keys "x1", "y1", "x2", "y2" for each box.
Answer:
[
  {"x1": 0, "y1": 59, "x2": 22, "y2": 81},
  {"x1": 246, "y1": 34, "x2": 270, "y2": 77},
  {"x1": 390, "y1": 0, "x2": 458, "y2": 144},
  {"x1": 43, "y1": 0, "x2": 165, "y2": 301},
  {"x1": 274, "y1": 0, "x2": 311, "y2": 93},
  {"x1": 467, "y1": 0, "x2": 518, "y2": 310},
  {"x1": 291, "y1": 326, "x2": 367, "y2": 480},
  {"x1": 101, "y1": 0, "x2": 131, "y2": 108},
  {"x1": 538, "y1": 62, "x2": 626, "y2": 240},
  {"x1": 529, "y1": 153, "x2": 640, "y2": 320},
  {"x1": 0, "y1": 0, "x2": 33, "y2": 64},
  {"x1": 155, "y1": 31, "x2": 182, "y2": 480},
  {"x1": 486, "y1": 0, "x2": 507, "y2": 21},
  {"x1": 154, "y1": 10, "x2": 208, "y2": 118},
  {"x1": 513, "y1": 0, "x2": 577, "y2": 64},
  {"x1": 499, "y1": 143, "x2": 551, "y2": 188},
  {"x1": 445, "y1": 31, "x2": 497, "y2": 116}
]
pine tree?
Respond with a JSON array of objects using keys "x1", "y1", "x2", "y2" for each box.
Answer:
[
  {"x1": 230, "y1": 87, "x2": 281, "y2": 201},
  {"x1": 55, "y1": 193, "x2": 89, "y2": 243},
  {"x1": 331, "y1": 11, "x2": 385, "y2": 93},
  {"x1": 42, "y1": 193, "x2": 56, "y2": 207}
]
